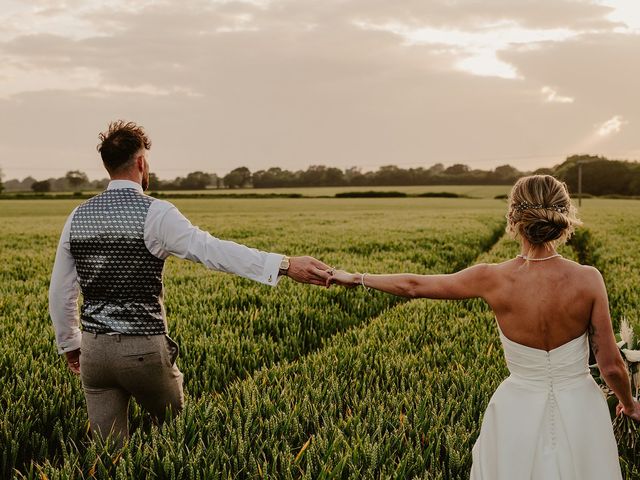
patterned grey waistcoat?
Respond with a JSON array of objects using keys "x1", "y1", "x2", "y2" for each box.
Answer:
[{"x1": 70, "y1": 188, "x2": 166, "y2": 335}]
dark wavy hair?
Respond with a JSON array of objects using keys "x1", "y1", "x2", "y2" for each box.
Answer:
[{"x1": 97, "y1": 121, "x2": 151, "y2": 173}]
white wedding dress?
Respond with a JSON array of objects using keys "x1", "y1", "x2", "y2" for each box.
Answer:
[{"x1": 470, "y1": 323, "x2": 622, "y2": 479}]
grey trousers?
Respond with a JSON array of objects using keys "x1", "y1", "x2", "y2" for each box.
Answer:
[{"x1": 80, "y1": 332, "x2": 184, "y2": 444}]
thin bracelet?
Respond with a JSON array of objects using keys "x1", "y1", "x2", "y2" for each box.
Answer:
[{"x1": 361, "y1": 272, "x2": 371, "y2": 292}]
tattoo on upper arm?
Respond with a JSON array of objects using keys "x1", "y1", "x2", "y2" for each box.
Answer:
[{"x1": 588, "y1": 322, "x2": 599, "y2": 355}]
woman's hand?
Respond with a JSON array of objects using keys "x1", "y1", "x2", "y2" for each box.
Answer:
[
  {"x1": 616, "y1": 400, "x2": 640, "y2": 421},
  {"x1": 327, "y1": 270, "x2": 361, "y2": 288}
]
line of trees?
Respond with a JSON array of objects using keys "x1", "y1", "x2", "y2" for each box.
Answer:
[
  {"x1": 214, "y1": 157, "x2": 640, "y2": 194},
  {"x1": 4, "y1": 170, "x2": 101, "y2": 193},
  {"x1": 148, "y1": 171, "x2": 221, "y2": 191},
  {"x1": 1, "y1": 155, "x2": 638, "y2": 195},
  {"x1": 554, "y1": 155, "x2": 640, "y2": 196},
  {"x1": 2, "y1": 170, "x2": 221, "y2": 193},
  {"x1": 248, "y1": 164, "x2": 524, "y2": 188}
]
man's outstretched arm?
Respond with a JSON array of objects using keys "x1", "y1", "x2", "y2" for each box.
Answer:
[{"x1": 145, "y1": 200, "x2": 331, "y2": 286}]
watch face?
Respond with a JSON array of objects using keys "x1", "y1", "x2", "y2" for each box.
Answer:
[{"x1": 280, "y1": 257, "x2": 290, "y2": 270}]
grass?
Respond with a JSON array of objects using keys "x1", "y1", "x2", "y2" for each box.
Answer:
[{"x1": 1, "y1": 196, "x2": 638, "y2": 478}]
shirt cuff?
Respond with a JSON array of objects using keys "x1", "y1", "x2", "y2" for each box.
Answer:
[
  {"x1": 262, "y1": 253, "x2": 285, "y2": 286},
  {"x1": 57, "y1": 330, "x2": 82, "y2": 355}
]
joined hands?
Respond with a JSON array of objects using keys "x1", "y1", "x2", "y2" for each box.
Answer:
[
  {"x1": 284, "y1": 253, "x2": 366, "y2": 289},
  {"x1": 325, "y1": 269, "x2": 362, "y2": 288},
  {"x1": 285, "y1": 258, "x2": 361, "y2": 289},
  {"x1": 286, "y1": 256, "x2": 334, "y2": 286}
]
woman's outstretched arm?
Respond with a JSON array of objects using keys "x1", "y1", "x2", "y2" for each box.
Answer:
[
  {"x1": 586, "y1": 267, "x2": 640, "y2": 420},
  {"x1": 328, "y1": 263, "x2": 493, "y2": 300}
]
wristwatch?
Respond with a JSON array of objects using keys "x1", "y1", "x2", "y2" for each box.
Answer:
[{"x1": 279, "y1": 256, "x2": 290, "y2": 275}]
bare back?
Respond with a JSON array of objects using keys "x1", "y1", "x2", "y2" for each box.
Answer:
[{"x1": 483, "y1": 257, "x2": 598, "y2": 351}]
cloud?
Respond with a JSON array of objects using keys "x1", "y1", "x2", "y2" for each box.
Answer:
[
  {"x1": 597, "y1": 0, "x2": 640, "y2": 32},
  {"x1": 0, "y1": 0, "x2": 638, "y2": 179},
  {"x1": 541, "y1": 86, "x2": 574, "y2": 103},
  {"x1": 354, "y1": 19, "x2": 587, "y2": 80},
  {"x1": 597, "y1": 115, "x2": 627, "y2": 136},
  {"x1": 0, "y1": 1, "x2": 630, "y2": 91}
]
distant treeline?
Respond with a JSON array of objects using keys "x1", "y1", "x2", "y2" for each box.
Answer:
[
  {"x1": 1, "y1": 155, "x2": 639, "y2": 195},
  {"x1": 554, "y1": 156, "x2": 640, "y2": 196},
  {"x1": 0, "y1": 170, "x2": 220, "y2": 193},
  {"x1": 242, "y1": 156, "x2": 640, "y2": 195},
  {"x1": 250, "y1": 164, "x2": 521, "y2": 188}
]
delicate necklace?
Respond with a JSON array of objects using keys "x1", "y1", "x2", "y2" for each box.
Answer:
[{"x1": 516, "y1": 253, "x2": 562, "y2": 262}]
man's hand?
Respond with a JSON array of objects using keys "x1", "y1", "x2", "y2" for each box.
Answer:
[
  {"x1": 65, "y1": 348, "x2": 81, "y2": 375},
  {"x1": 285, "y1": 256, "x2": 332, "y2": 286}
]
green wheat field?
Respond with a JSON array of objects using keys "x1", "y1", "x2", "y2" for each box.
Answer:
[{"x1": 1, "y1": 195, "x2": 639, "y2": 479}]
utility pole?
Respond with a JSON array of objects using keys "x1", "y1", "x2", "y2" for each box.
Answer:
[{"x1": 578, "y1": 161, "x2": 583, "y2": 207}]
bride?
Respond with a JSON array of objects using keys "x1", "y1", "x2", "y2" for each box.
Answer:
[{"x1": 328, "y1": 175, "x2": 640, "y2": 479}]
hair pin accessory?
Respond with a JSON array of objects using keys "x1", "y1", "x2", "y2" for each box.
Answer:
[{"x1": 513, "y1": 202, "x2": 568, "y2": 214}]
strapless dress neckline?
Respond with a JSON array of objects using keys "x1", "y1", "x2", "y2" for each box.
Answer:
[{"x1": 496, "y1": 322, "x2": 587, "y2": 354}]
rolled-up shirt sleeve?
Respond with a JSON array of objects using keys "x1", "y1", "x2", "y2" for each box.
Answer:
[
  {"x1": 49, "y1": 209, "x2": 81, "y2": 354},
  {"x1": 145, "y1": 200, "x2": 283, "y2": 286}
]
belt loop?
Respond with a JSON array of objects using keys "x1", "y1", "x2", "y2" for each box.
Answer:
[
  {"x1": 93, "y1": 332, "x2": 98, "y2": 339},
  {"x1": 116, "y1": 333, "x2": 121, "y2": 342}
]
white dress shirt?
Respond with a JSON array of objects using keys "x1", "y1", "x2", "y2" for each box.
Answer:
[{"x1": 49, "y1": 179, "x2": 284, "y2": 354}]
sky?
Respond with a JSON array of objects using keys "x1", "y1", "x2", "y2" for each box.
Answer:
[{"x1": 0, "y1": 0, "x2": 639, "y2": 180}]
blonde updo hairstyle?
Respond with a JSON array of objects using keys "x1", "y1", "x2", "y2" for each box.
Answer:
[{"x1": 506, "y1": 175, "x2": 582, "y2": 250}]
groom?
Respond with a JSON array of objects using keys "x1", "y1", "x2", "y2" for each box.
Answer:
[{"x1": 49, "y1": 120, "x2": 331, "y2": 444}]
